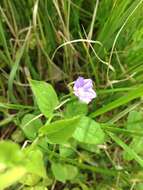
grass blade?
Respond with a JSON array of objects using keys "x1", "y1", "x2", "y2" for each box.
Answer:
[
  {"x1": 90, "y1": 85, "x2": 143, "y2": 118},
  {"x1": 108, "y1": 132, "x2": 143, "y2": 168}
]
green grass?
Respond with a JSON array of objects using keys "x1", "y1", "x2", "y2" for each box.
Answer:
[{"x1": 0, "y1": 0, "x2": 143, "y2": 189}]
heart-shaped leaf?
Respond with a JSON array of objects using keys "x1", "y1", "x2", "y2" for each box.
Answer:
[
  {"x1": 73, "y1": 116, "x2": 105, "y2": 144},
  {"x1": 39, "y1": 116, "x2": 81, "y2": 144},
  {"x1": 29, "y1": 79, "x2": 59, "y2": 117}
]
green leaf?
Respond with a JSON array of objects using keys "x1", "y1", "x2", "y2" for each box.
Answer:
[
  {"x1": 79, "y1": 182, "x2": 90, "y2": 190},
  {"x1": 20, "y1": 173, "x2": 41, "y2": 186},
  {"x1": 0, "y1": 167, "x2": 26, "y2": 190},
  {"x1": 51, "y1": 162, "x2": 67, "y2": 183},
  {"x1": 64, "y1": 100, "x2": 88, "y2": 118},
  {"x1": 124, "y1": 138, "x2": 143, "y2": 161},
  {"x1": 22, "y1": 186, "x2": 48, "y2": 190},
  {"x1": 0, "y1": 141, "x2": 24, "y2": 167},
  {"x1": 51, "y1": 162, "x2": 78, "y2": 182},
  {"x1": 123, "y1": 111, "x2": 143, "y2": 161},
  {"x1": 109, "y1": 132, "x2": 143, "y2": 167},
  {"x1": 90, "y1": 85, "x2": 143, "y2": 118},
  {"x1": 23, "y1": 148, "x2": 46, "y2": 178},
  {"x1": 11, "y1": 129, "x2": 25, "y2": 143},
  {"x1": 39, "y1": 116, "x2": 81, "y2": 144},
  {"x1": 79, "y1": 143, "x2": 100, "y2": 153},
  {"x1": 135, "y1": 183, "x2": 143, "y2": 190},
  {"x1": 21, "y1": 114, "x2": 43, "y2": 140},
  {"x1": 59, "y1": 144, "x2": 75, "y2": 158},
  {"x1": 73, "y1": 117, "x2": 105, "y2": 144},
  {"x1": 65, "y1": 164, "x2": 78, "y2": 180},
  {"x1": 29, "y1": 79, "x2": 59, "y2": 117},
  {"x1": 126, "y1": 111, "x2": 143, "y2": 132}
]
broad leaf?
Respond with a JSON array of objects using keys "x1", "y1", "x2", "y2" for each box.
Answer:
[
  {"x1": 29, "y1": 79, "x2": 59, "y2": 117},
  {"x1": 0, "y1": 141, "x2": 24, "y2": 167},
  {"x1": 51, "y1": 162, "x2": 78, "y2": 182},
  {"x1": 59, "y1": 144, "x2": 75, "y2": 158},
  {"x1": 22, "y1": 186, "x2": 48, "y2": 190},
  {"x1": 39, "y1": 116, "x2": 81, "y2": 144},
  {"x1": 73, "y1": 117, "x2": 105, "y2": 144},
  {"x1": 21, "y1": 114, "x2": 43, "y2": 140},
  {"x1": 51, "y1": 162, "x2": 67, "y2": 183},
  {"x1": 65, "y1": 164, "x2": 78, "y2": 180},
  {"x1": 20, "y1": 173, "x2": 41, "y2": 186},
  {"x1": 0, "y1": 167, "x2": 26, "y2": 190},
  {"x1": 64, "y1": 100, "x2": 88, "y2": 118},
  {"x1": 126, "y1": 111, "x2": 143, "y2": 132},
  {"x1": 11, "y1": 129, "x2": 25, "y2": 143},
  {"x1": 23, "y1": 147, "x2": 46, "y2": 178}
]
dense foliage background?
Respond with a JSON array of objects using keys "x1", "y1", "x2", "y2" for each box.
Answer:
[{"x1": 1, "y1": 0, "x2": 143, "y2": 189}]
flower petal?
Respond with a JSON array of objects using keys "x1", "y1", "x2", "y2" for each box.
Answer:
[
  {"x1": 74, "y1": 77, "x2": 84, "y2": 88},
  {"x1": 73, "y1": 77, "x2": 97, "y2": 104},
  {"x1": 87, "y1": 88, "x2": 97, "y2": 98},
  {"x1": 79, "y1": 96, "x2": 92, "y2": 104},
  {"x1": 83, "y1": 79, "x2": 93, "y2": 89}
]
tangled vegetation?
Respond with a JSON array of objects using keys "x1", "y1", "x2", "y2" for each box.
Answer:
[{"x1": 0, "y1": 0, "x2": 143, "y2": 189}]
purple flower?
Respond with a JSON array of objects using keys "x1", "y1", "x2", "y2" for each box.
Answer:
[{"x1": 73, "y1": 77, "x2": 97, "y2": 104}]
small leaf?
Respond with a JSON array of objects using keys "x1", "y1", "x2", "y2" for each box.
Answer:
[
  {"x1": 59, "y1": 144, "x2": 75, "y2": 158},
  {"x1": 23, "y1": 147, "x2": 46, "y2": 178},
  {"x1": 21, "y1": 114, "x2": 43, "y2": 140},
  {"x1": 20, "y1": 173, "x2": 41, "y2": 186},
  {"x1": 126, "y1": 111, "x2": 143, "y2": 132},
  {"x1": 65, "y1": 164, "x2": 78, "y2": 180},
  {"x1": 11, "y1": 129, "x2": 25, "y2": 143},
  {"x1": 51, "y1": 162, "x2": 67, "y2": 183},
  {"x1": 51, "y1": 162, "x2": 78, "y2": 182},
  {"x1": 79, "y1": 143, "x2": 101, "y2": 153},
  {"x1": 29, "y1": 79, "x2": 59, "y2": 117},
  {"x1": 0, "y1": 141, "x2": 24, "y2": 166},
  {"x1": 0, "y1": 167, "x2": 26, "y2": 190},
  {"x1": 22, "y1": 186, "x2": 48, "y2": 190},
  {"x1": 39, "y1": 116, "x2": 81, "y2": 144},
  {"x1": 73, "y1": 117, "x2": 105, "y2": 144},
  {"x1": 64, "y1": 100, "x2": 88, "y2": 118},
  {"x1": 79, "y1": 183, "x2": 90, "y2": 190}
]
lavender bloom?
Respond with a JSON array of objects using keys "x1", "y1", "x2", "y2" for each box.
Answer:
[{"x1": 73, "y1": 77, "x2": 97, "y2": 104}]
